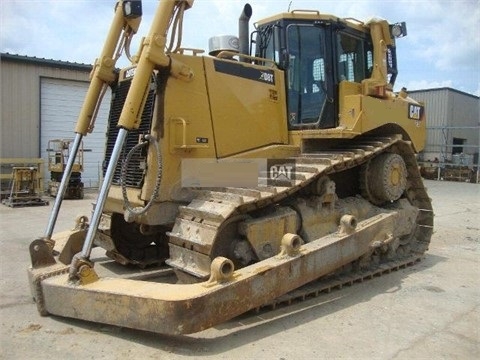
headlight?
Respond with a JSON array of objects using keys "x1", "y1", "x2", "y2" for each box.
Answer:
[
  {"x1": 123, "y1": 0, "x2": 142, "y2": 19},
  {"x1": 390, "y1": 22, "x2": 407, "y2": 38}
]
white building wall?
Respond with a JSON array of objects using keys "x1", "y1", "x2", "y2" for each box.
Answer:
[{"x1": 40, "y1": 77, "x2": 111, "y2": 188}]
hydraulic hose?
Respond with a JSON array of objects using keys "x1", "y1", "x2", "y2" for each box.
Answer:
[{"x1": 121, "y1": 134, "x2": 162, "y2": 220}]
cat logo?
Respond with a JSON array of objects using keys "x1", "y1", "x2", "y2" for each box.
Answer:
[
  {"x1": 270, "y1": 164, "x2": 294, "y2": 180},
  {"x1": 267, "y1": 159, "x2": 296, "y2": 186},
  {"x1": 408, "y1": 104, "x2": 424, "y2": 120}
]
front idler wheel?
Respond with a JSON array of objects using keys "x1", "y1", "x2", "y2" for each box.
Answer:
[{"x1": 362, "y1": 152, "x2": 407, "y2": 205}]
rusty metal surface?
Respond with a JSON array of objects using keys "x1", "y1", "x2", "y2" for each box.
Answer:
[
  {"x1": 166, "y1": 136, "x2": 433, "y2": 278},
  {"x1": 35, "y1": 212, "x2": 397, "y2": 335},
  {"x1": 165, "y1": 136, "x2": 402, "y2": 277},
  {"x1": 262, "y1": 255, "x2": 423, "y2": 311}
]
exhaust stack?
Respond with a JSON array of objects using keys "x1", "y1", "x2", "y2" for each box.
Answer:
[{"x1": 238, "y1": 3, "x2": 252, "y2": 59}]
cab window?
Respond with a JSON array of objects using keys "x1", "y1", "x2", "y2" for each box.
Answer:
[
  {"x1": 286, "y1": 25, "x2": 327, "y2": 128},
  {"x1": 337, "y1": 32, "x2": 373, "y2": 83}
]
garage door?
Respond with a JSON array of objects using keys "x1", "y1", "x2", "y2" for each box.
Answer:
[{"x1": 40, "y1": 78, "x2": 111, "y2": 188}]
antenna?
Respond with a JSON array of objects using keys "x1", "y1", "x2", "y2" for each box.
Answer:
[{"x1": 288, "y1": 1, "x2": 292, "y2": 12}]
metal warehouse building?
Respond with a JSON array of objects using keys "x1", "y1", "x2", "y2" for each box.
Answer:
[
  {"x1": 409, "y1": 88, "x2": 479, "y2": 182},
  {"x1": 0, "y1": 53, "x2": 111, "y2": 190}
]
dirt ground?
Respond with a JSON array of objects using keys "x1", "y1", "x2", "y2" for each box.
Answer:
[{"x1": 0, "y1": 180, "x2": 478, "y2": 359}]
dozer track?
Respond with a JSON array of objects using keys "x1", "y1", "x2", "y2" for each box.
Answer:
[
  {"x1": 166, "y1": 134, "x2": 433, "y2": 279},
  {"x1": 29, "y1": 134, "x2": 433, "y2": 335}
]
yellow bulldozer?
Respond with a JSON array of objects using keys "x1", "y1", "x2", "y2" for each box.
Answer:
[{"x1": 28, "y1": 0, "x2": 433, "y2": 335}]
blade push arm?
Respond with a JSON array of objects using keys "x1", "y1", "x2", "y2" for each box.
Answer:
[
  {"x1": 44, "y1": 1, "x2": 142, "y2": 242},
  {"x1": 70, "y1": 0, "x2": 194, "y2": 280}
]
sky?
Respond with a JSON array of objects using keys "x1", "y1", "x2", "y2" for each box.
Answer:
[{"x1": 1, "y1": 0, "x2": 479, "y2": 96}]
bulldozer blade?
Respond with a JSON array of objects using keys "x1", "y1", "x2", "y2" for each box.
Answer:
[{"x1": 29, "y1": 211, "x2": 400, "y2": 335}]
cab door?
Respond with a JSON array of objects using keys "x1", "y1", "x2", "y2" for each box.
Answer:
[{"x1": 286, "y1": 25, "x2": 335, "y2": 129}]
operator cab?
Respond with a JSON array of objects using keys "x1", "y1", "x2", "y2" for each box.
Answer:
[{"x1": 254, "y1": 13, "x2": 397, "y2": 130}]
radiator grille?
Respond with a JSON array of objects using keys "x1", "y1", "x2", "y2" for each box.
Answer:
[{"x1": 103, "y1": 78, "x2": 156, "y2": 188}]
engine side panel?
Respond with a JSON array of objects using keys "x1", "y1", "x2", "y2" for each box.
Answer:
[{"x1": 204, "y1": 57, "x2": 288, "y2": 158}]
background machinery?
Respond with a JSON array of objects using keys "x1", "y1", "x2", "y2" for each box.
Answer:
[
  {"x1": 47, "y1": 139, "x2": 84, "y2": 199},
  {"x1": 2, "y1": 166, "x2": 49, "y2": 207},
  {"x1": 29, "y1": 0, "x2": 433, "y2": 335}
]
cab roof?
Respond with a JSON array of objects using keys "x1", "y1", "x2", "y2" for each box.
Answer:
[{"x1": 255, "y1": 11, "x2": 370, "y2": 34}]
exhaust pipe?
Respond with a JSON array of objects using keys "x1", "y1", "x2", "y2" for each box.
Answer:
[{"x1": 239, "y1": 3, "x2": 252, "y2": 60}]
